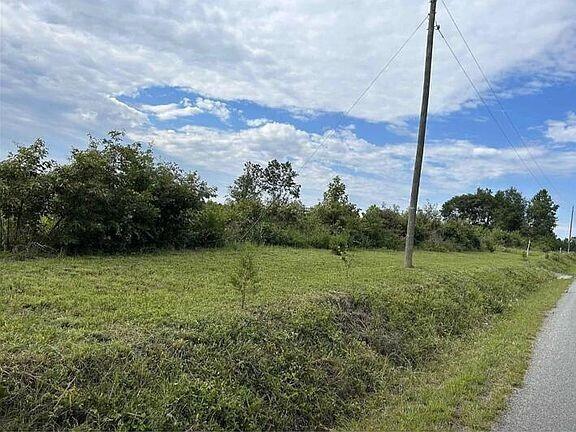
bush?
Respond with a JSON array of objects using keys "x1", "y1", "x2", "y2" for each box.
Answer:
[
  {"x1": 188, "y1": 202, "x2": 228, "y2": 248},
  {"x1": 440, "y1": 220, "x2": 482, "y2": 251}
]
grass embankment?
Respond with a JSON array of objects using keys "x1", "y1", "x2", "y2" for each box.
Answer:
[
  {"x1": 343, "y1": 277, "x2": 571, "y2": 431},
  {"x1": 1, "y1": 248, "x2": 575, "y2": 430}
]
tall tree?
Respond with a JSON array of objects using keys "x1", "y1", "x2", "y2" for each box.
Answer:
[
  {"x1": 229, "y1": 162, "x2": 263, "y2": 202},
  {"x1": 229, "y1": 160, "x2": 300, "y2": 205},
  {"x1": 527, "y1": 189, "x2": 558, "y2": 239},
  {"x1": 441, "y1": 188, "x2": 495, "y2": 227},
  {"x1": 493, "y1": 187, "x2": 527, "y2": 232}
]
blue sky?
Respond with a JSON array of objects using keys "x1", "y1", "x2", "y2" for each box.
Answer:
[{"x1": 1, "y1": 0, "x2": 575, "y2": 236}]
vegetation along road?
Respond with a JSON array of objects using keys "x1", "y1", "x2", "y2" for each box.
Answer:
[
  {"x1": 1, "y1": 248, "x2": 575, "y2": 430},
  {"x1": 495, "y1": 278, "x2": 576, "y2": 431}
]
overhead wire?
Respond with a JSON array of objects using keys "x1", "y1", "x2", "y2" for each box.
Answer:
[
  {"x1": 439, "y1": 0, "x2": 562, "y2": 197},
  {"x1": 436, "y1": 26, "x2": 547, "y2": 191},
  {"x1": 298, "y1": 14, "x2": 428, "y2": 172},
  {"x1": 238, "y1": 14, "x2": 429, "y2": 241}
]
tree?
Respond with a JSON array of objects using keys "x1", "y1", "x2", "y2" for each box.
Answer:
[
  {"x1": 492, "y1": 187, "x2": 527, "y2": 232},
  {"x1": 51, "y1": 131, "x2": 214, "y2": 251},
  {"x1": 229, "y1": 160, "x2": 300, "y2": 206},
  {"x1": 260, "y1": 160, "x2": 300, "y2": 205},
  {"x1": 0, "y1": 140, "x2": 53, "y2": 251},
  {"x1": 527, "y1": 189, "x2": 558, "y2": 239},
  {"x1": 312, "y1": 176, "x2": 359, "y2": 234},
  {"x1": 359, "y1": 205, "x2": 403, "y2": 249},
  {"x1": 229, "y1": 247, "x2": 260, "y2": 309},
  {"x1": 441, "y1": 188, "x2": 495, "y2": 227},
  {"x1": 229, "y1": 162, "x2": 263, "y2": 202}
]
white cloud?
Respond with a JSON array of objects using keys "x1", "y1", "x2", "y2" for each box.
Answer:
[
  {"x1": 1, "y1": 0, "x2": 575, "y2": 149},
  {"x1": 138, "y1": 97, "x2": 230, "y2": 121},
  {"x1": 1, "y1": 0, "x2": 574, "y2": 210},
  {"x1": 246, "y1": 118, "x2": 271, "y2": 127},
  {"x1": 128, "y1": 121, "x2": 576, "y2": 208},
  {"x1": 545, "y1": 112, "x2": 576, "y2": 143}
]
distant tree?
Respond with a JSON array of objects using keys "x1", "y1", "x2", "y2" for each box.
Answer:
[
  {"x1": 312, "y1": 176, "x2": 359, "y2": 234},
  {"x1": 260, "y1": 160, "x2": 301, "y2": 206},
  {"x1": 0, "y1": 140, "x2": 53, "y2": 251},
  {"x1": 359, "y1": 205, "x2": 403, "y2": 249},
  {"x1": 527, "y1": 189, "x2": 558, "y2": 239},
  {"x1": 441, "y1": 188, "x2": 495, "y2": 227},
  {"x1": 229, "y1": 160, "x2": 300, "y2": 206},
  {"x1": 229, "y1": 162, "x2": 263, "y2": 202},
  {"x1": 492, "y1": 187, "x2": 527, "y2": 232}
]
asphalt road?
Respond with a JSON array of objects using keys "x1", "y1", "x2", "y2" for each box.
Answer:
[{"x1": 495, "y1": 279, "x2": 576, "y2": 432}]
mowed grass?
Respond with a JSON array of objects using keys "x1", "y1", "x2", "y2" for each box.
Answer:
[
  {"x1": 2, "y1": 247, "x2": 533, "y2": 352},
  {"x1": 1, "y1": 247, "x2": 574, "y2": 430}
]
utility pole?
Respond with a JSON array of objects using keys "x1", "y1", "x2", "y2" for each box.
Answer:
[
  {"x1": 568, "y1": 205, "x2": 574, "y2": 253},
  {"x1": 404, "y1": 0, "x2": 437, "y2": 268}
]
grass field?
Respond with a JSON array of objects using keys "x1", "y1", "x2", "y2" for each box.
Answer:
[
  {"x1": 1, "y1": 247, "x2": 575, "y2": 430},
  {"x1": 0, "y1": 248, "x2": 543, "y2": 352}
]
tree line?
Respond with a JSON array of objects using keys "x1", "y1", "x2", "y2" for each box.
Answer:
[{"x1": 0, "y1": 132, "x2": 564, "y2": 255}]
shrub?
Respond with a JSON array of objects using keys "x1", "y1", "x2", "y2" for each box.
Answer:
[{"x1": 440, "y1": 220, "x2": 482, "y2": 251}]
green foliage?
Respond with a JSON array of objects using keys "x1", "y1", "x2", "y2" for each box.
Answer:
[
  {"x1": 50, "y1": 132, "x2": 214, "y2": 252},
  {"x1": 188, "y1": 202, "x2": 228, "y2": 248},
  {"x1": 441, "y1": 188, "x2": 496, "y2": 227},
  {"x1": 527, "y1": 189, "x2": 558, "y2": 240},
  {"x1": 0, "y1": 139, "x2": 53, "y2": 251},
  {"x1": 311, "y1": 176, "x2": 359, "y2": 235},
  {"x1": 229, "y1": 247, "x2": 260, "y2": 308},
  {"x1": 358, "y1": 205, "x2": 404, "y2": 249},
  {"x1": 493, "y1": 187, "x2": 527, "y2": 232},
  {"x1": 0, "y1": 134, "x2": 563, "y2": 255},
  {"x1": 440, "y1": 220, "x2": 482, "y2": 251},
  {"x1": 229, "y1": 160, "x2": 300, "y2": 206}
]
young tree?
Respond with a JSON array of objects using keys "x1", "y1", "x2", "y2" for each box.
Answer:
[
  {"x1": 229, "y1": 247, "x2": 260, "y2": 309},
  {"x1": 527, "y1": 189, "x2": 558, "y2": 239},
  {"x1": 0, "y1": 140, "x2": 53, "y2": 251}
]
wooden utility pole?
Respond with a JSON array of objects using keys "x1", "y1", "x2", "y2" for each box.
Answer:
[
  {"x1": 404, "y1": 0, "x2": 437, "y2": 268},
  {"x1": 568, "y1": 205, "x2": 574, "y2": 253}
]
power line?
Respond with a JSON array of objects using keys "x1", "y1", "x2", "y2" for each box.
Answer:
[
  {"x1": 298, "y1": 14, "x2": 428, "y2": 173},
  {"x1": 238, "y1": 15, "x2": 429, "y2": 242},
  {"x1": 439, "y1": 0, "x2": 561, "y2": 198},
  {"x1": 436, "y1": 27, "x2": 547, "y2": 191}
]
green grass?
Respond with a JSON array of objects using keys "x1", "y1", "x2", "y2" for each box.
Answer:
[
  {"x1": 0, "y1": 248, "x2": 542, "y2": 352},
  {"x1": 341, "y1": 277, "x2": 571, "y2": 431},
  {"x1": 1, "y1": 247, "x2": 575, "y2": 430}
]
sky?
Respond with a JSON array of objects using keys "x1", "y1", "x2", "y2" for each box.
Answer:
[{"x1": 1, "y1": 0, "x2": 575, "y2": 237}]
